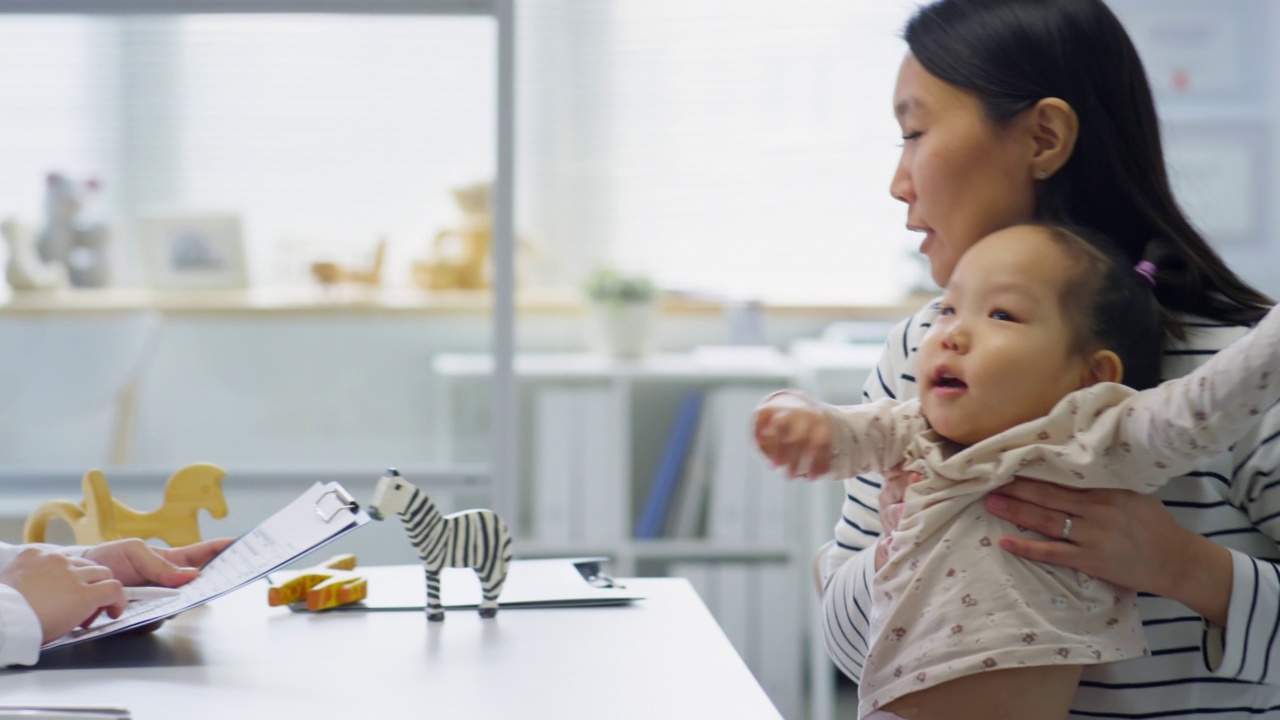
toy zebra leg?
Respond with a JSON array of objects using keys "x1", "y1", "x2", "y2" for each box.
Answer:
[
  {"x1": 467, "y1": 510, "x2": 514, "y2": 618},
  {"x1": 402, "y1": 490, "x2": 450, "y2": 621},
  {"x1": 422, "y1": 563, "x2": 446, "y2": 622}
]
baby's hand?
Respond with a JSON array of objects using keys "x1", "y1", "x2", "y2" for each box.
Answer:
[
  {"x1": 752, "y1": 391, "x2": 834, "y2": 479},
  {"x1": 0, "y1": 548, "x2": 126, "y2": 644}
]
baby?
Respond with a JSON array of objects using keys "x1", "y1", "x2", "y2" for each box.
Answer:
[{"x1": 754, "y1": 222, "x2": 1280, "y2": 719}]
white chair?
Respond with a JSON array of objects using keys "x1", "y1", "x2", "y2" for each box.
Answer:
[{"x1": 0, "y1": 311, "x2": 161, "y2": 467}]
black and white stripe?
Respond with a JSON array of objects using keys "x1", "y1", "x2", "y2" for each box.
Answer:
[
  {"x1": 368, "y1": 469, "x2": 513, "y2": 620},
  {"x1": 822, "y1": 299, "x2": 1280, "y2": 718}
]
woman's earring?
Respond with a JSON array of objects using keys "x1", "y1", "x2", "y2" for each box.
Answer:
[{"x1": 1037, "y1": 169, "x2": 1049, "y2": 180}]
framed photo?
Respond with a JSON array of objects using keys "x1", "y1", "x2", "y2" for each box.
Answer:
[
  {"x1": 139, "y1": 212, "x2": 249, "y2": 289},
  {"x1": 1110, "y1": 0, "x2": 1267, "y2": 107}
]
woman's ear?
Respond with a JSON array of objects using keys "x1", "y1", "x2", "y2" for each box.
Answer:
[
  {"x1": 1082, "y1": 349, "x2": 1123, "y2": 387},
  {"x1": 1025, "y1": 98, "x2": 1079, "y2": 178}
]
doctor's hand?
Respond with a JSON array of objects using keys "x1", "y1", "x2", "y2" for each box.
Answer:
[
  {"x1": 83, "y1": 537, "x2": 234, "y2": 588},
  {"x1": 753, "y1": 391, "x2": 834, "y2": 479},
  {"x1": 0, "y1": 548, "x2": 126, "y2": 643}
]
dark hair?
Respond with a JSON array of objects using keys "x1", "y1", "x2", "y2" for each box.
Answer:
[
  {"x1": 905, "y1": 0, "x2": 1272, "y2": 337},
  {"x1": 1036, "y1": 223, "x2": 1164, "y2": 390}
]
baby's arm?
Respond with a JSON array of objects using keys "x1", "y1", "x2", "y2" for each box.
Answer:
[
  {"x1": 1112, "y1": 304, "x2": 1280, "y2": 485},
  {"x1": 753, "y1": 392, "x2": 923, "y2": 480}
]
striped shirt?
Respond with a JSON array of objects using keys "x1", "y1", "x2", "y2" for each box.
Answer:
[{"x1": 822, "y1": 298, "x2": 1280, "y2": 718}]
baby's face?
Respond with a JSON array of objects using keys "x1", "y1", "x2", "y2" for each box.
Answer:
[{"x1": 918, "y1": 226, "x2": 1093, "y2": 446}]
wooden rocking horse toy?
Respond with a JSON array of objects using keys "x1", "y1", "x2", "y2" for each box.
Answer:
[{"x1": 23, "y1": 463, "x2": 228, "y2": 546}]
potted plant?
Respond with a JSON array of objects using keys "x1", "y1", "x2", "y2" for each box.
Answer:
[{"x1": 583, "y1": 268, "x2": 658, "y2": 358}]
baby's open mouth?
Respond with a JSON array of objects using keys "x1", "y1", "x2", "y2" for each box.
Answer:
[{"x1": 934, "y1": 373, "x2": 967, "y2": 389}]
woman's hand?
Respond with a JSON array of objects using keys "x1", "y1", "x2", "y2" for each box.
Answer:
[
  {"x1": 80, "y1": 537, "x2": 234, "y2": 637},
  {"x1": 753, "y1": 391, "x2": 834, "y2": 479},
  {"x1": 985, "y1": 478, "x2": 1232, "y2": 626}
]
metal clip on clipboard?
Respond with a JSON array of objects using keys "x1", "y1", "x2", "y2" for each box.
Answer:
[
  {"x1": 314, "y1": 485, "x2": 359, "y2": 522},
  {"x1": 574, "y1": 559, "x2": 625, "y2": 589}
]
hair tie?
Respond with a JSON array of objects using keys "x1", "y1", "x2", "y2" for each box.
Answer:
[{"x1": 1134, "y1": 260, "x2": 1157, "y2": 287}]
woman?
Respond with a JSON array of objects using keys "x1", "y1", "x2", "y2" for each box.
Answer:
[{"x1": 821, "y1": 0, "x2": 1280, "y2": 716}]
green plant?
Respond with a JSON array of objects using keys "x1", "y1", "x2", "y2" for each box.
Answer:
[{"x1": 583, "y1": 268, "x2": 656, "y2": 305}]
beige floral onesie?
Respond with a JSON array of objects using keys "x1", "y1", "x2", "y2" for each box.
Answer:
[{"x1": 809, "y1": 305, "x2": 1280, "y2": 717}]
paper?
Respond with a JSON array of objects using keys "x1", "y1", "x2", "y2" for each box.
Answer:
[
  {"x1": 297, "y1": 557, "x2": 644, "y2": 612},
  {"x1": 44, "y1": 481, "x2": 369, "y2": 651}
]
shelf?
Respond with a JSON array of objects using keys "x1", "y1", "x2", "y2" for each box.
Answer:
[
  {"x1": 0, "y1": 286, "x2": 581, "y2": 316},
  {"x1": 0, "y1": 463, "x2": 491, "y2": 518},
  {"x1": 515, "y1": 539, "x2": 792, "y2": 563},
  {"x1": 433, "y1": 350, "x2": 801, "y2": 381},
  {"x1": 0, "y1": 285, "x2": 936, "y2": 318},
  {"x1": 630, "y1": 540, "x2": 792, "y2": 562}
]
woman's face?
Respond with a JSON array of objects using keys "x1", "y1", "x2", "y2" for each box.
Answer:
[{"x1": 890, "y1": 54, "x2": 1039, "y2": 287}]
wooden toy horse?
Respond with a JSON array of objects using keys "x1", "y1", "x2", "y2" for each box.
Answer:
[
  {"x1": 23, "y1": 463, "x2": 228, "y2": 546},
  {"x1": 366, "y1": 468, "x2": 512, "y2": 620}
]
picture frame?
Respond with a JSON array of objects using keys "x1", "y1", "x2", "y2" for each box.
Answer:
[
  {"x1": 139, "y1": 212, "x2": 249, "y2": 290},
  {"x1": 1109, "y1": 0, "x2": 1267, "y2": 107}
]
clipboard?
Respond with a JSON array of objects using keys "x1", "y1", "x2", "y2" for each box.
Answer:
[
  {"x1": 43, "y1": 481, "x2": 370, "y2": 652},
  {"x1": 296, "y1": 557, "x2": 644, "y2": 612}
]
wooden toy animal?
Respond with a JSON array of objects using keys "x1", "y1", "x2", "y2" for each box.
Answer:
[
  {"x1": 412, "y1": 181, "x2": 492, "y2": 290},
  {"x1": 268, "y1": 553, "x2": 369, "y2": 611},
  {"x1": 366, "y1": 468, "x2": 513, "y2": 620},
  {"x1": 310, "y1": 236, "x2": 386, "y2": 286},
  {"x1": 23, "y1": 463, "x2": 228, "y2": 546}
]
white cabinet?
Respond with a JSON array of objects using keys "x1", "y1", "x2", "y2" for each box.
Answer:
[
  {"x1": 433, "y1": 348, "x2": 879, "y2": 720},
  {"x1": 433, "y1": 351, "x2": 800, "y2": 554}
]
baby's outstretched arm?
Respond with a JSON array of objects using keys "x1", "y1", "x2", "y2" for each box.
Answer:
[
  {"x1": 753, "y1": 391, "x2": 835, "y2": 478},
  {"x1": 1114, "y1": 303, "x2": 1280, "y2": 486},
  {"x1": 753, "y1": 391, "x2": 923, "y2": 480}
]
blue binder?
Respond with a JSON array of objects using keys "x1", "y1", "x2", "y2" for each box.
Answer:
[{"x1": 635, "y1": 392, "x2": 703, "y2": 538}]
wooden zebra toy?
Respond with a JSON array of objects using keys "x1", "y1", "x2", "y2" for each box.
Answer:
[{"x1": 367, "y1": 469, "x2": 513, "y2": 620}]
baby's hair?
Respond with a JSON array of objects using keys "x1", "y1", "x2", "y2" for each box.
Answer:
[{"x1": 1035, "y1": 223, "x2": 1165, "y2": 391}]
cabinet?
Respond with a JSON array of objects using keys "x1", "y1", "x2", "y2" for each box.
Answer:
[{"x1": 434, "y1": 346, "x2": 880, "y2": 720}]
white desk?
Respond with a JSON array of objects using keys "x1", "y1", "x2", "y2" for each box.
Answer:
[{"x1": 0, "y1": 571, "x2": 782, "y2": 720}]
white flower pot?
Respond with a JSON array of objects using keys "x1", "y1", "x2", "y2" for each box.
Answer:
[{"x1": 588, "y1": 300, "x2": 657, "y2": 358}]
